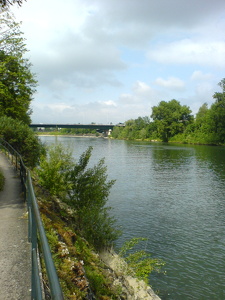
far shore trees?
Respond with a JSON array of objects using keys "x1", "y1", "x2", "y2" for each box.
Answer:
[
  {"x1": 151, "y1": 99, "x2": 193, "y2": 142},
  {"x1": 112, "y1": 79, "x2": 225, "y2": 145}
]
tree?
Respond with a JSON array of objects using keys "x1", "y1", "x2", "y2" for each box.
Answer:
[
  {"x1": 194, "y1": 103, "x2": 211, "y2": 133},
  {"x1": 196, "y1": 103, "x2": 208, "y2": 122},
  {"x1": 0, "y1": 10, "x2": 37, "y2": 124},
  {"x1": 208, "y1": 78, "x2": 225, "y2": 143},
  {"x1": 151, "y1": 99, "x2": 193, "y2": 142}
]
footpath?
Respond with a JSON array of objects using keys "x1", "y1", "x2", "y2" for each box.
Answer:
[{"x1": 0, "y1": 152, "x2": 31, "y2": 300}]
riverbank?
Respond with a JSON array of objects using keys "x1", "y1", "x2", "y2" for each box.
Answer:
[
  {"x1": 34, "y1": 181, "x2": 162, "y2": 299},
  {"x1": 100, "y1": 249, "x2": 161, "y2": 300},
  {"x1": 36, "y1": 132, "x2": 104, "y2": 138},
  {"x1": 37, "y1": 132, "x2": 225, "y2": 146}
]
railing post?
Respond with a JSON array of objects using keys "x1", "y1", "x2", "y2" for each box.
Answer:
[{"x1": 32, "y1": 248, "x2": 43, "y2": 300}]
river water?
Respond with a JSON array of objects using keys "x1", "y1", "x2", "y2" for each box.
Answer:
[{"x1": 39, "y1": 136, "x2": 225, "y2": 300}]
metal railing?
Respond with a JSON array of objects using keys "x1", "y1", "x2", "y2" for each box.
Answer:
[{"x1": 0, "y1": 139, "x2": 64, "y2": 300}]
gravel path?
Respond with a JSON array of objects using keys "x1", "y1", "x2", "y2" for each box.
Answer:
[{"x1": 0, "y1": 152, "x2": 31, "y2": 300}]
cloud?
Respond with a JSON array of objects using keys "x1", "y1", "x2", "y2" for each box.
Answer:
[
  {"x1": 83, "y1": 0, "x2": 225, "y2": 31},
  {"x1": 155, "y1": 77, "x2": 185, "y2": 90},
  {"x1": 119, "y1": 81, "x2": 159, "y2": 104},
  {"x1": 191, "y1": 71, "x2": 213, "y2": 81},
  {"x1": 11, "y1": 0, "x2": 225, "y2": 124},
  {"x1": 102, "y1": 100, "x2": 117, "y2": 107},
  {"x1": 147, "y1": 39, "x2": 225, "y2": 68},
  {"x1": 31, "y1": 100, "x2": 120, "y2": 124},
  {"x1": 29, "y1": 28, "x2": 127, "y2": 89}
]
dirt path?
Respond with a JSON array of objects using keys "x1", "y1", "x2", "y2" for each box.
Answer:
[{"x1": 0, "y1": 152, "x2": 31, "y2": 300}]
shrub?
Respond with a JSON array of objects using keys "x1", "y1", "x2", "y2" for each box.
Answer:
[
  {"x1": 36, "y1": 144, "x2": 74, "y2": 196},
  {"x1": 36, "y1": 144, "x2": 121, "y2": 250},
  {"x1": 65, "y1": 146, "x2": 121, "y2": 250},
  {"x1": 0, "y1": 116, "x2": 45, "y2": 167},
  {"x1": 119, "y1": 237, "x2": 165, "y2": 284}
]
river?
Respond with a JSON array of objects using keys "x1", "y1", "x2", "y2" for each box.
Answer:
[{"x1": 39, "y1": 136, "x2": 225, "y2": 300}]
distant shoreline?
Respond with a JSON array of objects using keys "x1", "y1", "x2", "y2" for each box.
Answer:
[{"x1": 36, "y1": 133, "x2": 107, "y2": 138}]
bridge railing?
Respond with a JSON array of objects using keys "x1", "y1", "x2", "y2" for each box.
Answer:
[{"x1": 0, "y1": 139, "x2": 64, "y2": 300}]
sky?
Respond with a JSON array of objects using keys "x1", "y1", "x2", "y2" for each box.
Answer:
[{"x1": 12, "y1": 0, "x2": 225, "y2": 124}]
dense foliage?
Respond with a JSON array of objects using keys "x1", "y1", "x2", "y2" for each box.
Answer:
[
  {"x1": 59, "y1": 128, "x2": 98, "y2": 135},
  {"x1": 0, "y1": 10, "x2": 37, "y2": 124},
  {"x1": 151, "y1": 99, "x2": 193, "y2": 142},
  {"x1": 112, "y1": 79, "x2": 225, "y2": 145},
  {"x1": 0, "y1": 116, "x2": 45, "y2": 167},
  {"x1": 36, "y1": 144, "x2": 120, "y2": 250},
  {"x1": 0, "y1": 11, "x2": 43, "y2": 167}
]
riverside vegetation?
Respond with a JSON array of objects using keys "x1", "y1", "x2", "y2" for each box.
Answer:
[{"x1": 34, "y1": 143, "x2": 165, "y2": 299}]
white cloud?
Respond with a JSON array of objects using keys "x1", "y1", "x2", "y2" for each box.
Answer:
[
  {"x1": 102, "y1": 100, "x2": 117, "y2": 107},
  {"x1": 119, "y1": 81, "x2": 159, "y2": 104},
  {"x1": 155, "y1": 77, "x2": 185, "y2": 90},
  {"x1": 148, "y1": 39, "x2": 225, "y2": 68},
  {"x1": 191, "y1": 71, "x2": 213, "y2": 81}
]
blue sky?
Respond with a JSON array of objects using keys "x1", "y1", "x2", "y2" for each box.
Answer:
[{"x1": 12, "y1": 0, "x2": 225, "y2": 124}]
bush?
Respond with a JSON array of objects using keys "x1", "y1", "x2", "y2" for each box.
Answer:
[
  {"x1": 65, "y1": 146, "x2": 120, "y2": 250},
  {"x1": 119, "y1": 237, "x2": 165, "y2": 284},
  {"x1": 36, "y1": 144, "x2": 121, "y2": 250},
  {"x1": 0, "y1": 116, "x2": 45, "y2": 168},
  {"x1": 36, "y1": 144, "x2": 74, "y2": 196}
]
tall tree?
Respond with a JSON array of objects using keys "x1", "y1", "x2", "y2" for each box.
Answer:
[
  {"x1": 208, "y1": 79, "x2": 225, "y2": 143},
  {"x1": 151, "y1": 99, "x2": 193, "y2": 142},
  {"x1": 0, "y1": 10, "x2": 37, "y2": 124}
]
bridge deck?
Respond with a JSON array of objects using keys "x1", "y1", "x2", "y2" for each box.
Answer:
[
  {"x1": 0, "y1": 152, "x2": 31, "y2": 299},
  {"x1": 29, "y1": 123, "x2": 117, "y2": 131}
]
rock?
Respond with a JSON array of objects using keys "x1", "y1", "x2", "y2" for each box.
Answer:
[{"x1": 99, "y1": 250, "x2": 161, "y2": 300}]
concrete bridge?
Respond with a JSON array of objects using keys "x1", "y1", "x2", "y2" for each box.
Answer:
[
  {"x1": 29, "y1": 123, "x2": 123, "y2": 131},
  {"x1": 29, "y1": 123, "x2": 124, "y2": 136}
]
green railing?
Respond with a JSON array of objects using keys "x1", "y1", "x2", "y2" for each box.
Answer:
[{"x1": 0, "y1": 139, "x2": 64, "y2": 300}]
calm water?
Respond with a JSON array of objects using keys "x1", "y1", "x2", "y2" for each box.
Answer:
[{"x1": 40, "y1": 136, "x2": 225, "y2": 300}]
